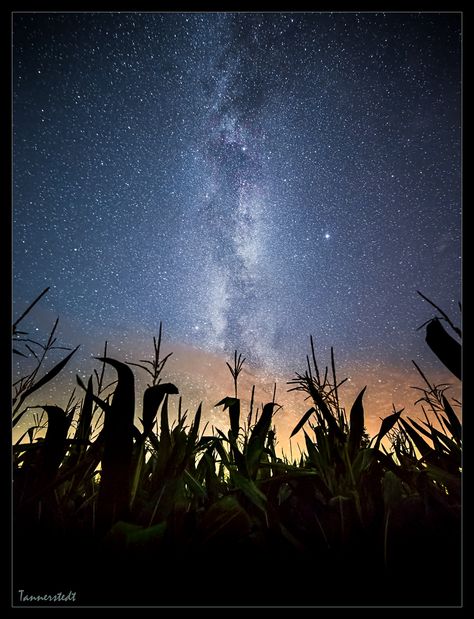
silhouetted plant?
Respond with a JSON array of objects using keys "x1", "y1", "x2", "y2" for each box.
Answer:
[
  {"x1": 226, "y1": 349, "x2": 246, "y2": 398},
  {"x1": 12, "y1": 287, "x2": 79, "y2": 424},
  {"x1": 11, "y1": 289, "x2": 462, "y2": 606},
  {"x1": 417, "y1": 290, "x2": 461, "y2": 379},
  {"x1": 127, "y1": 322, "x2": 173, "y2": 387}
]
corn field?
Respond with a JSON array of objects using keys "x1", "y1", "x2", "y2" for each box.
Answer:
[{"x1": 12, "y1": 289, "x2": 462, "y2": 606}]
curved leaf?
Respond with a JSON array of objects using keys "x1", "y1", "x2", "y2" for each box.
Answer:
[
  {"x1": 13, "y1": 348, "x2": 28, "y2": 357},
  {"x1": 41, "y1": 405, "x2": 69, "y2": 477},
  {"x1": 186, "y1": 403, "x2": 202, "y2": 457},
  {"x1": 246, "y1": 402, "x2": 276, "y2": 478},
  {"x1": 306, "y1": 382, "x2": 345, "y2": 442},
  {"x1": 142, "y1": 382, "x2": 179, "y2": 437},
  {"x1": 425, "y1": 318, "x2": 461, "y2": 379},
  {"x1": 441, "y1": 395, "x2": 461, "y2": 442},
  {"x1": 216, "y1": 397, "x2": 240, "y2": 439},
  {"x1": 95, "y1": 357, "x2": 135, "y2": 529},
  {"x1": 75, "y1": 376, "x2": 94, "y2": 442},
  {"x1": 290, "y1": 407, "x2": 316, "y2": 439},
  {"x1": 14, "y1": 345, "x2": 79, "y2": 411},
  {"x1": 13, "y1": 286, "x2": 50, "y2": 330},
  {"x1": 399, "y1": 418, "x2": 437, "y2": 463},
  {"x1": 374, "y1": 409, "x2": 403, "y2": 451},
  {"x1": 348, "y1": 387, "x2": 366, "y2": 460}
]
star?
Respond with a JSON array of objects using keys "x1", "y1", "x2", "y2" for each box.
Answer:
[{"x1": 12, "y1": 11, "x2": 461, "y2": 385}]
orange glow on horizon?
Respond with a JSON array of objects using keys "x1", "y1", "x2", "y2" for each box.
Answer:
[{"x1": 12, "y1": 338, "x2": 461, "y2": 457}]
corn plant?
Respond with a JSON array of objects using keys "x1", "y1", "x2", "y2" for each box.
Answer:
[{"x1": 11, "y1": 289, "x2": 462, "y2": 606}]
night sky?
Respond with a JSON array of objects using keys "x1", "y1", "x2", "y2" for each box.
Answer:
[{"x1": 13, "y1": 12, "x2": 461, "y2": 441}]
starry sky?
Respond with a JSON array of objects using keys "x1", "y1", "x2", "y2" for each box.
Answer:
[{"x1": 13, "y1": 12, "x2": 461, "y2": 442}]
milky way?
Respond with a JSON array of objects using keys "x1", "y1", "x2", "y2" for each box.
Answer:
[
  {"x1": 180, "y1": 17, "x2": 284, "y2": 366},
  {"x1": 13, "y1": 12, "x2": 461, "y2": 390}
]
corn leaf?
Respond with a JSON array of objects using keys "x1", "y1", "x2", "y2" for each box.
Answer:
[
  {"x1": 307, "y1": 382, "x2": 345, "y2": 442},
  {"x1": 75, "y1": 376, "x2": 94, "y2": 442},
  {"x1": 425, "y1": 318, "x2": 461, "y2": 380},
  {"x1": 216, "y1": 397, "x2": 240, "y2": 439},
  {"x1": 399, "y1": 418, "x2": 437, "y2": 462},
  {"x1": 96, "y1": 357, "x2": 135, "y2": 529},
  {"x1": 374, "y1": 409, "x2": 403, "y2": 451},
  {"x1": 441, "y1": 395, "x2": 461, "y2": 442},
  {"x1": 246, "y1": 402, "x2": 276, "y2": 479},
  {"x1": 186, "y1": 403, "x2": 202, "y2": 458},
  {"x1": 14, "y1": 345, "x2": 80, "y2": 413},
  {"x1": 289, "y1": 407, "x2": 315, "y2": 438},
  {"x1": 348, "y1": 386, "x2": 366, "y2": 460},
  {"x1": 142, "y1": 382, "x2": 179, "y2": 437},
  {"x1": 41, "y1": 405, "x2": 69, "y2": 478}
]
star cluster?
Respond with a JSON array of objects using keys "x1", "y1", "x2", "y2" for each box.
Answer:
[{"x1": 13, "y1": 12, "x2": 461, "y2": 386}]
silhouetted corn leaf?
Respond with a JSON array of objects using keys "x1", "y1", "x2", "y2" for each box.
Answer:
[
  {"x1": 216, "y1": 396, "x2": 244, "y2": 471},
  {"x1": 186, "y1": 403, "x2": 202, "y2": 458},
  {"x1": 307, "y1": 381, "x2": 345, "y2": 442},
  {"x1": 76, "y1": 374, "x2": 113, "y2": 421},
  {"x1": 407, "y1": 417, "x2": 441, "y2": 449},
  {"x1": 417, "y1": 290, "x2": 462, "y2": 338},
  {"x1": 374, "y1": 409, "x2": 403, "y2": 451},
  {"x1": 215, "y1": 428, "x2": 229, "y2": 442},
  {"x1": 159, "y1": 392, "x2": 171, "y2": 445},
  {"x1": 75, "y1": 376, "x2": 94, "y2": 442},
  {"x1": 41, "y1": 405, "x2": 69, "y2": 479},
  {"x1": 13, "y1": 345, "x2": 80, "y2": 412},
  {"x1": 215, "y1": 396, "x2": 238, "y2": 409},
  {"x1": 15, "y1": 426, "x2": 38, "y2": 446},
  {"x1": 426, "y1": 426, "x2": 461, "y2": 460},
  {"x1": 413, "y1": 419, "x2": 460, "y2": 465},
  {"x1": 152, "y1": 394, "x2": 173, "y2": 483},
  {"x1": 226, "y1": 430, "x2": 247, "y2": 475},
  {"x1": 216, "y1": 396, "x2": 240, "y2": 438},
  {"x1": 348, "y1": 386, "x2": 366, "y2": 460},
  {"x1": 212, "y1": 436, "x2": 231, "y2": 468},
  {"x1": 27, "y1": 431, "x2": 105, "y2": 505},
  {"x1": 12, "y1": 286, "x2": 50, "y2": 331},
  {"x1": 304, "y1": 430, "x2": 322, "y2": 469},
  {"x1": 169, "y1": 424, "x2": 188, "y2": 476},
  {"x1": 142, "y1": 382, "x2": 179, "y2": 437},
  {"x1": 399, "y1": 418, "x2": 436, "y2": 462},
  {"x1": 290, "y1": 407, "x2": 316, "y2": 438},
  {"x1": 96, "y1": 357, "x2": 135, "y2": 530},
  {"x1": 246, "y1": 402, "x2": 276, "y2": 478},
  {"x1": 12, "y1": 408, "x2": 31, "y2": 429},
  {"x1": 15, "y1": 405, "x2": 70, "y2": 500},
  {"x1": 425, "y1": 318, "x2": 461, "y2": 379},
  {"x1": 441, "y1": 395, "x2": 461, "y2": 442}
]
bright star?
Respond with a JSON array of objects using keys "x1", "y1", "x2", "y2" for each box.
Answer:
[{"x1": 324, "y1": 233, "x2": 330, "y2": 239}]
